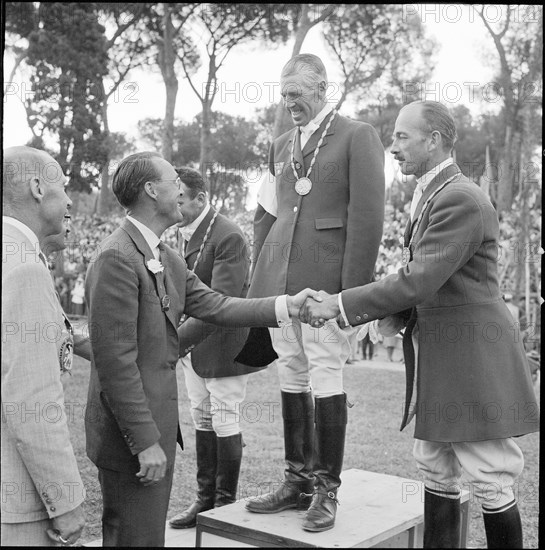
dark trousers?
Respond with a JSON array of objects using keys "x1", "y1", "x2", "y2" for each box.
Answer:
[
  {"x1": 98, "y1": 465, "x2": 174, "y2": 547},
  {"x1": 361, "y1": 334, "x2": 374, "y2": 358}
]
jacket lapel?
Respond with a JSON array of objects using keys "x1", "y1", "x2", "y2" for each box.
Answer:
[
  {"x1": 406, "y1": 163, "x2": 462, "y2": 244},
  {"x1": 185, "y1": 207, "x2": 216, "y2": 260},
  {"x1": 122, "y1": 219, "x2": 178, "y2": 331},
  {"x1": 301, "y1": 110, "x2": 337, "y2": 160}
]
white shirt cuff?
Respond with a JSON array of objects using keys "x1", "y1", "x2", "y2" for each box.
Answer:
[
  {"x1": 275, "y1": 295, "x2": 291, "y2": 327},
  {"x1": 338, "y1": 293, "x2": 350, "y2": 327}
]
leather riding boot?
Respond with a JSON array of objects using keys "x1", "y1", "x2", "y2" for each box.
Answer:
[
  {"x1": 215, "y1": 433, "x2": 243, "y2": 507},
  {"x1": 423, "y1": 488, "x2": 461, "y2": 548},
  {"x1": 246, "y1": 391, "x2": 314, "y2": 513},
  {"x1": 169, "y1": 430, "x2": 217, "y2": 529},
  {"x1": 483, "y1": 501, "x2": 523, "y2": 548},
  {"x1": 302, "y1": 393, "x2": 347, "y2": 532}
]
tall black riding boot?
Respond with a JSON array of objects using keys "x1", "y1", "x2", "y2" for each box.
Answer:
[
  {"x1": 423, "y1": 488, "x2": 461, "y2": 548},
  {"x1": 302, "y1": 393, "x2": 347, "y2": 532},
  {"x1": 246, "y1": 391, "x2": 315, "y2": 513},
  {"x1": 169, "y1": 430, "x2": 217, "y2": 529},
  {"x1": 215, "y1": 433, "x2": 243, "y2": 507},
  {"x1": 483, "y1": 501, "x2": 523, "y2": 548}
]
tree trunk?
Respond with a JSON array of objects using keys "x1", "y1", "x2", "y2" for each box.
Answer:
[
  {"x1": 200, "y1": 100, "x2": 213, "y2": 176},
  {"x1": 97, "y1": 86, "x2": 114, "y2": 216},
  {"x1": 496, "y1": 122, "x2": 515, "y2": 213},
  {"x1": 272, "y1": 5, "x2": 313, "y2": 139},
  {"x1": 161, "y1": 4, "x2": 178, "y2": 162}
]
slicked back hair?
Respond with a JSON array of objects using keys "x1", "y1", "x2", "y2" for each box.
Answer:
[
  {"x1": 410, "y1": 100, "x2": 458, "y2": 152},
  {"x1": 176, "y1": 166, "x2": 208, "y2": 199},
  {"x1": 281, "y1": 53, "x2": 328, "y2": 91},
  {"x1": 112, "y1": 151, "x2": 162, "y2": 209}
]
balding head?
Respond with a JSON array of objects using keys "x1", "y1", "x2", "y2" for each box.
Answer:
[
  {"x1": 3, "y1": 146, "x2": 71, "y2": 249},
  {"x1": 3, "y1": 146, "x2": 59, "y2": 206}
]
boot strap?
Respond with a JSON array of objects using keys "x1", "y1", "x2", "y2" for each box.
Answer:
[{"x1": 313, "y1": 490, "x2": 339, "y2": 505}]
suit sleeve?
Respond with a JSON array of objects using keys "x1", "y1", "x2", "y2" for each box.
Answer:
[
  {"x1": 178, "y1": 231, "x2": 249, "y2": 354},
  {"x1": 341, "y1": 188, "x2": 486, "y2": 325},
  {"x1": 87, "y1": 248, "x2": 160, "y2": 454},
  {"x1": 182, "y1": 270, "x2": 278, "y2": 342},
  {"x1": 1, "y1": 263, "x2": 84, "y2": 518},
  {"x1": 343, "y1": 123, "x2": 385, "y2": 288}
]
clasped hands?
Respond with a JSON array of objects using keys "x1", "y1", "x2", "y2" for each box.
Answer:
[
  {"x1": 290, "y1": 289, "x2": 405, "y2": 339},
  {"x1": 287, "y1": 289, "x2": 340, "y2": 328}
]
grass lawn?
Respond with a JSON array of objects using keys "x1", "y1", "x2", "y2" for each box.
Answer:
[{"x1": 65, "y1": 351, "x2": 539, "y2": 548}]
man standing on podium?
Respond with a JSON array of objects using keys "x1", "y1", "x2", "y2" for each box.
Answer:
[
  {"x1": 245, "y1": 54, "x2": 385, "y2": 532},
  {"x1": 300, "y1": 101, "x2": 539, "y2": 548}
]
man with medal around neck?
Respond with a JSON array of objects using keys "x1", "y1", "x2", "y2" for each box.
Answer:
[
  {"x1": 245, "y1": 54, "x2": 385, "y2": 532},
  {"x1": 2, "y1": 146, "x2": 86, "y2": 547},
  {"x1": 84, "y1": 152, "x2": 320, "y2": 547},
  {"x1": 168, "y1": 167, "x2": 257, "y2": 529},
  {"x1": 300, "y1": 101, "x2": 539, "y2": 548}
]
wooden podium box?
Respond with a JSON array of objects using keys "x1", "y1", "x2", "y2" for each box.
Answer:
[{"x1": 195, "y1": 469, "x2": 470, "y2": 548}]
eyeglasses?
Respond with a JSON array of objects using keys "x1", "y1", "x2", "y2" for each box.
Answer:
[{"x1": 153, "y1": 177, "x2": 182, "y2": 190}]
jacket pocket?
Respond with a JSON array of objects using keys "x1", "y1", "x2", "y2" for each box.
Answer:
[{"x1": 315, "y1": 218, "x2": 343, "y2": 230}]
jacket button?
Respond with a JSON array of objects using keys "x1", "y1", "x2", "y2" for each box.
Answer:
[
  {"x1": 363, "y1": 313, "x2": 369, "y2": 319},
  {"x1": 295, "y1": 162, "x2": 301, "y2": 169},
  {"x1": 46, "y1": 499, "x2": 52, "y2": 503},
  {"x1": 356, "y1": 315, "x2": 362, "y2": 322},
  {"x1": 50, "y1": 506, "x2": 56, "y2": 512}
]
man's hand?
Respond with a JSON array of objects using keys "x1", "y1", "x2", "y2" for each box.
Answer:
[
  {"x1": 286, "y1": 288, "x2": 323, "y2": 317},
  {"x1": 136, "y1": 442, "x2": 167, "y2": 486},
  {"x1": 299, "y1": 290, "x2": 340, "y2": 327},
  {"x1": 46, "y1": 503, "x2": 85, "y2": 546},
  {"x1": 377, "y1": 315, "x2": 406, "y2": 337}
]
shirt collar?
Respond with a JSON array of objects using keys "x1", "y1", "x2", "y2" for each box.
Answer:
[
  {"x1": 179, "y1": 203, "x2": 211, "y2": 243},
  {"x1": 126, "y1": 215, "x2": 161, "y2": 258},
  {"x1": 300, "y1": 103, "x2": 334, "y2": 138},
  {"x1": 3, "y1": 216, "x2": 41, "y2": 254},
  {"x1": 415, "y1": 157, "x2": 454, "y2": 192}
]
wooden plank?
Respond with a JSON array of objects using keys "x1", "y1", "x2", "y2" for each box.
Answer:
[
  {"x1": 196, "y1": 469, "x2": 450, "y2": 548},
  {"x1": 86, "y1": 469, "x2": 469, "y2": 548}
]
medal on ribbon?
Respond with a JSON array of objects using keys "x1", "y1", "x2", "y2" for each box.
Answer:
[
  {"x1": 295, "y1": 177, "x2": 312, "y2": 196},
  {"x1": 290, "y1": 109, "x2": 337, "y2": 197}
]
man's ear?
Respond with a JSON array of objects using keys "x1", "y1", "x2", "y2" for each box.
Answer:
[
  {"x1": 317, "y1": 79, "x2": 327, "y2": 100},
  {"x1": 29, "y1": 176, "x2": 45, "y2": 202},
  {"x1": 144, "y1": 181, "x2": 157, "y2": 199},
  {"x1": 197, "y1": 191, "x2": 207, "y2": 206},
  {"x1": 428, "y1": 130, "x2": 442, "y2": 152}
]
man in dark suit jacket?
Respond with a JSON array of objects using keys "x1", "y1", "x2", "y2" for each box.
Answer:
[
  {"x1": 245, "y1": 54, "x2": 385, "y2": 532},
  {"x1": 84, "y1": 152, "x2": 319, "y2": 547},
  {"x1": 301, "y1": 101, "x2": 539, "y2": 548},
  {"x1": 168, "y1": 167, "x2": 256, "y2": 529}
]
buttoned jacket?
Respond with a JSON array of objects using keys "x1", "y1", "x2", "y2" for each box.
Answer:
[
  {"x1": 85, "y1": 219, "x2": 278, "y2": 472},
  {"x1": 2, "y1": 222, "x2": 84, "y2": 523},
  {"x1": 249, "y1": 114, "x2": 385, "y2": 298},
  {"x1": 178, "y1": 209, "x2": 260, "y2": 377},
  {"x1": 342, "y1": 165, "x2": 539, "y2": 442}
]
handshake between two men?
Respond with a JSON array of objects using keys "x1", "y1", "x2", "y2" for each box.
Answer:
[{"x1": 297, "y1": 289, "x2": 400, "y2": 340}]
